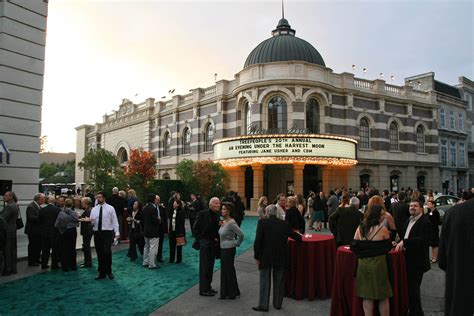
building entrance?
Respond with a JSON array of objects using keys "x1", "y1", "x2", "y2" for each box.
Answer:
[{"x1": 303, "y1": 165, "x2": 320, "y2": 196}]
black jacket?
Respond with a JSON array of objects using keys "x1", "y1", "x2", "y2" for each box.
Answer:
[
  {"x1": 391, "y1": 201, "x2": 410, "y2": 237},
  {"x1": 79, "y1": 207, "x2": 93, "y2": 236},
  {"x1": 329, "y1": 206, "x2": 363, "y2": 246},
  {"x1": 286, "y1": 206, "x2": 305, "y2": 234},
  {"x1": 168, "y1": 207, "x2": 185, "y2": 235},
  {"x1": 254, "y1": 215, "x2": 302, "y2": 270},
  {"x1": 106, "y1": 194, "x2": 126, "y2": 217},
  {"x1": 193, "y1": 209, "x2": 220, "y2": 242},
  {"x1": 25, "y1": 201, "x2": 41, "y2": 235},
  {"x1": 142, "y1": 203, "x2": 161, "y2": 238},
  {"x1": 39, "y1": 203, "x2": 61, "y2": 237},
  {"x1": 189, "y1": 198, "x2": 203, "y2": 219},
  {"x1": 403, "y1": 214, "x2": 432, "y2": 274}
]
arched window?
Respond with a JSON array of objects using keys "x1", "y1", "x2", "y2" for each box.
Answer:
[
  {"x1": 117, "y1": 148, "x2": 128, "y2": 164},
  {"x1": 163, "y1": 132, "x2": 171, "y2": 156},
  {"x1": 389, "y1": 122, "x2": 399, "y2": 151},
  {"x1": 182, "y1": 128, "x2": 191, "y2": 154},
  {"x1": 359, "y1": 118, "x2": 370, "y2": 149},
  {"x1": 244, "y1": 102, "x2": 252, "y2": 134},
  {"x1": 204, "y1": 123, "x2": 214, "y2": 152},
  {"x1": 360, "y1": 173, "x2": 370, "y2": 189},
  {"x1": 416, "y1": 125, "x2": 425, "y2": 153},
  {"x1": 268, "y1": 95, "x2": 287, "y2": 130},
  {"x1": 306, "y1": 98, "x2": 320, "y2": 133}
]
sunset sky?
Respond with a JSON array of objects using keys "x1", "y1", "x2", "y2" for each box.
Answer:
[{"x1": 41, "y1": 0, "x2": 473, "y2": 153}]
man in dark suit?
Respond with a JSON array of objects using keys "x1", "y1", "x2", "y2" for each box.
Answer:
[
  {"x1": 39, "y1": 196, "x2": 61, "y2": 269},
  {"x1": 193, "y1": 197, "x2": 221, "y2": 297},
  {"x1": 142, "y1": 194, "x2": 161, "y2": 269},
  {"x1": 188, "y1": 193, "x2": 203, "y2": 237},
  {"x1": 106, "y1": 187, "x2": 126, "y2": 240},
  {"x1": 439, "y1": 197, "x2": 474, "y2": 316},
  {"x1": 395, "y1": 199, "x2": 431, "y2": 316},
  {"x1": 391, "y1": 191, "x2": 410, "y2": 238},
  {"x1": 253, "y1": 204, "x2": 302, "y2": 312},
  {"x1": 157, "y1": 196, "x2": 167, "y2": 263},
  {"x1": 25, "y1": 193, "x2": 45, "y2": 266},
  {"x1": 329, "y1": 197, "x2": 363, "y2": 247}
]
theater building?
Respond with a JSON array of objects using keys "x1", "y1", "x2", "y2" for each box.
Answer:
[{"x1": 76, "y1": 17, "x2": 449, "y2": 209}]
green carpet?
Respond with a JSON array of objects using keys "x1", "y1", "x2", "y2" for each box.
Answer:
[{"x1": 0, "y1": 217, "x2": 258, "y2": 316}]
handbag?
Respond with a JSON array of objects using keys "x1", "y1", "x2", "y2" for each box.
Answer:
[
  {"x1": 192, "y1": 239, "x2": 200, "y2": 250},
  {"x1": 16, "y1": 209, "x2": 24, "y2": 230},
  {"x1": 176, "y1": 234, "x2": 186, "y2": 246}
]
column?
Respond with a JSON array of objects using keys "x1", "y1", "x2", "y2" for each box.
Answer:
[
  {"x1": 250, "y1": 164, "x2": 264, "y2": 212},
  {"x1": 227, "y1": 166, "x2": 246, "y2": 206},
  {"x1": 293, "y1": 164, "x2": 305, "y2": 195}
]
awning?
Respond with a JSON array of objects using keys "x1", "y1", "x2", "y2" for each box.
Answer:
[{"x1": 0, "y1": 139, "x2": 11, "y2": 164}]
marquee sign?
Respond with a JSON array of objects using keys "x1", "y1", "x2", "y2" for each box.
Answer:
[{"x1": 213, "y1": 134, "x2": 358, "y2": 167}]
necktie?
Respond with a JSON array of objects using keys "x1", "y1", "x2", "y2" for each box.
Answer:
[{"x1": 98, "y1": 206, "x2": 103, "y2": 231}]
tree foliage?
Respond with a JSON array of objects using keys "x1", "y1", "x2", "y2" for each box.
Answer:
[
  {"x1": 175, "y1": 159, "x2": 229, "y2": 200},
  {"x1": 78, "y1": 148, "x2": 119, "y2": 192},
  {"x1": 40, "y1": 160, "x2": 75, "y2": 184},
  {"x1": 125, "y1": 149, "x2": 157, "y2": 200}
]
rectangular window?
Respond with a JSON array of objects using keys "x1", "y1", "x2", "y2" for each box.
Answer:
[
  {"x1": 450, "y1": 111, "x2": 455, "y2": 129},
  {"x1": 441, "y1": 140, "x2": 447, "y2": 166},
  {"x1": 459, "y1": 142, "x2": 465, "y2": 167},
  {"x1": 458, "y1": 113, "x2": 463, "y2": 131},
  {"x1": 439, "y1": 109, "x2": 445, "y2": 128},
  {"x1": 450, "y1": 141, "x2": 456, "y2": 167}
]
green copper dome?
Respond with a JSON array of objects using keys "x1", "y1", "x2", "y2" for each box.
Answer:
[{"x1": 244, "y1": 18, "x2": 326, "y2": 69}]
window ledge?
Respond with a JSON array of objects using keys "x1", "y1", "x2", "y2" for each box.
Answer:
[
  {"x1": 389, "y1": 150, "x2": 403, "y2": 153},
  {"x1": 416, "y1": 152, "x2": 429, "y2": 155},
  {"x1": 358, "y1": 148, "x2": 373, "y2": 152}
]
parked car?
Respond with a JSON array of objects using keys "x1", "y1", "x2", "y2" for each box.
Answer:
[{"x1": 424, "y1": 195, "x2": 459, "y2": 222}]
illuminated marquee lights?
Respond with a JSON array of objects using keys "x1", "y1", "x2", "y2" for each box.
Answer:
[{"x1": 213, "y1": 134, "x2": 358, "y2": 167}]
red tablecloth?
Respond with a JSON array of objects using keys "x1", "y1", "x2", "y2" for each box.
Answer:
[
  {"x1": 286, "y1": 234, "x2": 337, "y2": 300},
  {"x1": 330, "y1": 246, "x2": 409, "y2": 316}
]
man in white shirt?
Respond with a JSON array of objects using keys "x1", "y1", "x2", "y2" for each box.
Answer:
[{"x1": 89, "y1": 192, "x2": 119, "y2": 280}]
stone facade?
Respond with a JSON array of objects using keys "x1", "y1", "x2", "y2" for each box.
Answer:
[
  {"x1": 76, "y1": 19, "x2": 471, "y2": 204},
  {"x1": 0, "y1": 1, "x2": 48, "y2": 212},
  {"x1": 456, "y1": 77, "x2": 474, "y2": 189}
]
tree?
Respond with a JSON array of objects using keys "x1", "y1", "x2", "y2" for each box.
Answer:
[
  {"x1": 175, "y1": 159, "x2": 229, "y2": 200},
  {"x1": 78, "y1": 148, "x2": 119, "y2": 193},
  {"x1": 40, "y1": 163, "x2": 57, "y2": 179},
  {"x1": 125, "y1": 149, "x2": 157, "y2": 200}
]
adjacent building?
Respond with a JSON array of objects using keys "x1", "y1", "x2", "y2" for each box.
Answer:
[
  {"x1": 76, "y1": 17, "x2": 469, "y2": 208},
  {"x1": 456, "y1": 77, "x2": 474, "y2": 189},
  {"x1": 0, "y1": 1, "x2": 49, "y2": 210}
]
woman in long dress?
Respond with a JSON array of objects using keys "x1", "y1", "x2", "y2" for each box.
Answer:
[{"x1": 353, "y1": 204, "x2": 393, "y2": 316}]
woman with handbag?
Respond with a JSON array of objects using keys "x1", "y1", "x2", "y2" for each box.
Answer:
[
  {"x1": 169, "y1": 199, "x2": 185, "y2": 264},
  {"x1": 0, "y1": 191, "x2": 19, "y2": 276},
  {"x1": 127, "y1": 200, "x2": 145, "y2": 261},
  {"x1": 218, "y1": 202, "x2": 244, "y2": 300}
]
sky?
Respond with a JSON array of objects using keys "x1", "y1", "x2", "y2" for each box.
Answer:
[{"x1": 41, "y1": 0, "x2": 474, "y2": 153}]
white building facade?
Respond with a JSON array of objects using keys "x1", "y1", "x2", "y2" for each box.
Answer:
[{"x1": 0, "y1": 1, "x2": 48, "y2": 211}]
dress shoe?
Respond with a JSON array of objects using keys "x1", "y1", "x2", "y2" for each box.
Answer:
[
  {"x1": 28, "y1": 263, "x2": 40, "y2": 267},
  {"x1": 211, "y1": 289, "x2": 218, "y2": 294},
  {"x1": 252, "y1": 307, "x2": 269, "y2": 312},
  {"x1": 199, "y1": 291, "x2": 215, "y2": 297},
  {"x1": 95, "y1": 274, "x2": 106, "y2": 280},
  {"x1": 107, "y1": 273, "x2": 114, "y2": 279},
  {"x1": 274, "y1": 306, "x2": 282, "y2": 310},
  {"x1": 41, "y1": 265, "x2": 50, "y2": 269}
]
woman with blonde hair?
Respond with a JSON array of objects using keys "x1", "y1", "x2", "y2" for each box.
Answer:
[
  {"x1": 257, "y1": 196, "x2": 268, "y2": 220},
  {"x1": 286, "y1": 196, "x2": 305, "y2": 234}
]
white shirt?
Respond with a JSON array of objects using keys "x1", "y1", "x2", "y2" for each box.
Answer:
[
  {"x1": 90, "y1": 202, "x2": 120, "y2": 236},
  {"x1": 404, "y1": 213, "x2": 422, "y2": 239}
]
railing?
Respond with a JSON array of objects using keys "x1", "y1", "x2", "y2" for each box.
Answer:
[
  {"x1": 203, "y1": 86, "x2": 216, "y2": 96},
  {"x1": 385, "y1": 84, "x2": 402, "y2": 95},
  {"x1": 183, "y1": 94, "x2": 193, "y2": 102},
  {"x1": 354, "y1": 79, "x2": 373, "y2": 90}
]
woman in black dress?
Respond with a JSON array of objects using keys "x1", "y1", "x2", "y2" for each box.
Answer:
[
  {"x1": 286, "y1": 196, "x2": 305, "y2": 234},
  {"x1": 127, "y1": 200, "x2": 145, "y2": 261},
  {"x1": 426, "y1": 200, "x2": 441, "y2": 263},
  {"x1": 168, "y1": 199, "x2": 185, "y2": 263}
]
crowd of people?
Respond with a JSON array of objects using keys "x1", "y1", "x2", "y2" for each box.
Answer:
[{"x1": 0, "y1": 185, "x2": 473, "y2": 315}]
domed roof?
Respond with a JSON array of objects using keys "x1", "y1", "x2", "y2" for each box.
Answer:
[{"x1": 244, "y1": 18, "x2": 325, "y2": 69}]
